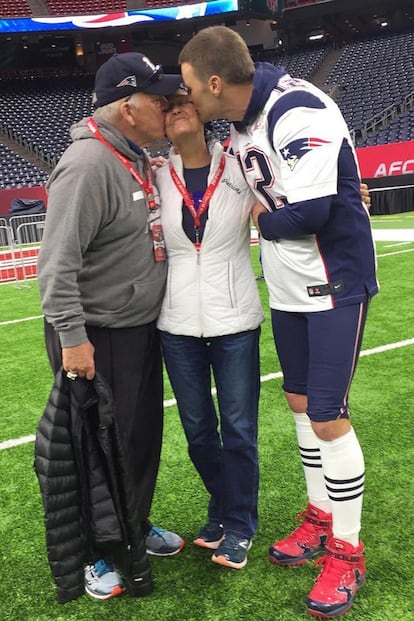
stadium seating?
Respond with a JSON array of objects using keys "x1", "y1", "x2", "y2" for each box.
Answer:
[
  {"x1": 0, "y1": 0, "x2": 32, "y2": 17},
  {"x1": 324, "y1": 31, "x2": 414, "y2": 137},
  {"x1": 256, "y1": 45, "x2": 328, "y2": 81},
  {"x1": 0, "y1": 77, "x2": 94, "y2": 168},
  {"x1": 359, "y1": 108, "x2": 414, "y2": 147},
  {"x1": 0, "y1": 144, "x2": 48, "y2": 190},
  {"x1": 43, "y1": 0, "x2": 127, "y2": 15}
]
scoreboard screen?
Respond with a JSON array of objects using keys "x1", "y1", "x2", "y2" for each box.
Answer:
[{"x1": 0, "y1": 0, "x2": 239, "y2": 34}]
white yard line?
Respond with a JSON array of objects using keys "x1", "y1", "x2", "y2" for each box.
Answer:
[
  {"x1": 384, "y1": 242, "x2": 412, "y2": 248},
  {"x1": 0, "y1": 315, "x2": 43, "y2": 326},
  {"x1": 373, "y1": 229, "x2": 414, "y2": 241},
  {"x1": 377, "y1": 248, "x2": 414, "y2": 257},
  {"x1": 0, "y1": 435, "x2": 38, "y2": 450},
  {"x1": 1, "y1": 337, "x2": 413, "y2": 453},
  {"x1": 360, "y1": 338, "x2": 414, "y2": 356},
  {"x1": 371, "y1": 218, "x2": 404, "y2": 223}
]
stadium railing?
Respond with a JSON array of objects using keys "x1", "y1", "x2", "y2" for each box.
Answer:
[
  {"x1": 0, "y1": 223, "x2": 20, "y2": 285},
  {"x1": 0, "y1": 214, "x2": 46, "y2": 285},
  {"x1": 358, "y1": 89, "x2": 414, "y2": 143}
]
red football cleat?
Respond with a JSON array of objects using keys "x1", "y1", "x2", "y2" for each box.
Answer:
[
  {"x1": 269, "y1": 503, "x2": 332, "y2": 566},
  {"x1": 307, "y1": 537, "x2": 366, "y2": 618}
]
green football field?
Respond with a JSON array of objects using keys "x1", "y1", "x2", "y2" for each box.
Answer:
[{"x1": 1, "y1": 214, "x2": 413, "y2": 621}]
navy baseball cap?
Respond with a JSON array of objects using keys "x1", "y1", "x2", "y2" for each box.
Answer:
[{"x1": 94, "y1": 52, "x2": 184, "y2": 107}]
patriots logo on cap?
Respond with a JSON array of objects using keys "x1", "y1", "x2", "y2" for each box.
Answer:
[
  {"x1": 116, "y1": 75, "x2": 137, "y2": 88},
  {"x1": 280, "y1": 137, "x2": 331, "y2": 171}
]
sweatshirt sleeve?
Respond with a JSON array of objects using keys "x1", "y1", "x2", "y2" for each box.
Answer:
[{"x1": 37, "y1": 149, "x2": 109, "y2": 347}]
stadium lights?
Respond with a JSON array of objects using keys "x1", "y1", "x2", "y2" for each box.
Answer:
[
  {"x1": 308, "y1": 32, "x2": 325, "y2": 41},
  {"x1": 373, "y1": 16, "x2": 390, "y2": 28}
]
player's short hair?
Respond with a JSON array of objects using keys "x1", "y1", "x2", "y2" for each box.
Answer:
[{"x1": 179, "y1": 26, "x2": 254, "y2": 85}]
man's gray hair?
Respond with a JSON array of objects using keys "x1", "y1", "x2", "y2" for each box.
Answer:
[{"x1": 94, "y1": 92, "x2": 142, "y2": 121}]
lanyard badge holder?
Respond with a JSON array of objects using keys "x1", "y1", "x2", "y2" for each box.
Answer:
[{"x1": 147, "y1": 193, "x2": 166, "y2": 262}]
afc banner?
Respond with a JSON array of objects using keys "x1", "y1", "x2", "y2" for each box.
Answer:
[{"x1": 356, "y1": 140, "x2": 414, "y2": 179}]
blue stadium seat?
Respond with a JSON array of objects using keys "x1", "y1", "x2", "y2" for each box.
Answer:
[{"x1": 0, "y1": 143, "x2": 49, "y2": 189}]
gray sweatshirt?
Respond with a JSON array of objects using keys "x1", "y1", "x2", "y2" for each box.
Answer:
[{"x1": 38, "y1": 117, "x2": 167, "y2": 347}]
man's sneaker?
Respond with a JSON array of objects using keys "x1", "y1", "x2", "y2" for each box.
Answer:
[
  {"x1": 307, "y1": 537, "x2": 366, "y2": 618},
  {"x1": 145, "y1": 525, "x2": 184, "y2": 556},
  {"x1": 212, "y1": 533, "x2": 252, "y2": 569},
  {"x1": 269, "y1": 503, "x2": 332, "y2": 566},
  {"x1": 84, "y1": 559, "x2": 125, "y2": 600},
  {"x1": 194, "y1": 522, "x2": 224, "y2": 550}
]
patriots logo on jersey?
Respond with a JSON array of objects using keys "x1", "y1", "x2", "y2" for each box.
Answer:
[
  {"x1": 117, "y1": 75, "x2": 137, "y2": 88},
  {"x1": 280, "y1": 137, "x2": 331, "y2": 170}
]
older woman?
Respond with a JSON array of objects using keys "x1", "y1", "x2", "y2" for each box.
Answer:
[{"x1": 156, "y1": 95, "x2": 264, "y2": 569}]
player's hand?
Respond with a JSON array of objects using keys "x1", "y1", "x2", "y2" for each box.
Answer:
[
  {"x1": 251, "y1": 201, "x2": 268, "y2": 232},
  {"x1": 62, "y1": 341, "x2": 95, "y2": 381},
  {"x1": 360, "y1": 183, "x2": 371, "y2": 210}
]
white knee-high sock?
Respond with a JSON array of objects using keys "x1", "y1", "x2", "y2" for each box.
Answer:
[
  {"x1": 318, "y1": 427, "x2": 365, "y2": 546},
  {"x1": 293, "y1": 413, "x2": 331, "y2": 513}
]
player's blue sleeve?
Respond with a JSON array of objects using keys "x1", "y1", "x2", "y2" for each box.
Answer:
[{"x1": 258, "y1": 196, "x2": 332, "y2": 240}]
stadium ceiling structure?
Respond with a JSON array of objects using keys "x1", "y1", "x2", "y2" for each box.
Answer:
[
  {"x1": 132, "y1": 0, "x2": 414, "y2": 50},
  {"x1": 0, "y1": 0, "x2": 413, "y2": 58},
  {"x1": 277, "y1": 0, "x2": 414, "y2": 45}
]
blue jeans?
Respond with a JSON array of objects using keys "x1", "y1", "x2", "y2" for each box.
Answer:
[{"x1": 160, "y1": 328, "x2": 260, "y2": 539}]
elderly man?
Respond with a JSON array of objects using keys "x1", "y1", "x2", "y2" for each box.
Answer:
[
  {"x1": 38, "y1": 52, "x2": 184, "y2": 600},
  {"x1": 179, "y1": 27, "x2": 378, "y2": 619}
]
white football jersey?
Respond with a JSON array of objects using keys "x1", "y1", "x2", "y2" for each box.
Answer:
[{"x1": 230, "y1": 65, "x2": 378, "y2": 312}]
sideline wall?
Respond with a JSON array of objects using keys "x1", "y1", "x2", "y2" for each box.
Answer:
[{"x1": 356, "y1": 140, "x2": 414, "y2": 216}]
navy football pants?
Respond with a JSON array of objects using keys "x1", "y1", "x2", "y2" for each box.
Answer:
[{"x1": 271, "y1": 301, "x2": 369, "y2": 422}]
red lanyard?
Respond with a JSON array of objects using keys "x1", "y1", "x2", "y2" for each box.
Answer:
[
  {"x1": 169, "y1": 155, "x2": 225, "y2": 249},
  {"x1": 87, "y1": 117, "x2": 156, "y2": 209},
  {"x1": 87, "y1": 117, "x2": 166, "y2": 262}
]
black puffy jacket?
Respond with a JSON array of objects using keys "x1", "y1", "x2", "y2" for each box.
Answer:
[{"x1": 34, "y1": 369, "x2": 153, "y2": 603}]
